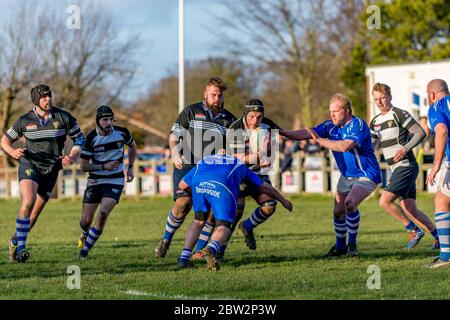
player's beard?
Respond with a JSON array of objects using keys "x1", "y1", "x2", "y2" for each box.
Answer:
[
  {"x1": 38, "y1": 101, "x2": 52, "y2": 112},
  {"x1": 207, "y1": 102, "x2": 222, "y2": 114},
  {"x1": 100, "y1": 125, "x2": 112, "y2": 134}
]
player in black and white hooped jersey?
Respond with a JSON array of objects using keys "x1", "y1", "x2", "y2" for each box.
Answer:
[
  {"x1": 370, "y1": 83, "x2": 439, "y2": 251},
  {"x1": 77, "y1": 105, "x2": 137, "y2": 259}
]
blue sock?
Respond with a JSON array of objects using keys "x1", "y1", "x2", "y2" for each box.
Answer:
[
  {"x1": 163, "y1": 211, "x2": 185, "y2": 241},
  {"x1": 179, "y1": 248, "x2": 192, "y2": 262},
  {"x1": 81, "y1": 227, "x2": 102, "y2": 254},
  {"x1": 334, "y1": 217, "x2": 347, "y2": 251},
  {"x1": 194, "y1": 222, "x2": 214, "y2": 252},
  {"x1": 206, "y1": 240, "x2": 221, "y2": 255},
  {"x1": 346, "y1": 210, "x2": 360, "y2": 245},
  {"x1": 243, "y1": 207, "x2": 268, "y2": 231},
  {"x1": 435, "y1": 212, "x2": 450, "y2": 261},
  {"x1": 16, "y1": 217, "x2": 31, "y2": 254},
  {"x1": 405, "y1": 221, "x2": 417, "y2": 232}
]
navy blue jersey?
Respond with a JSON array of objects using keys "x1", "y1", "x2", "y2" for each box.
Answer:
[{"x1": 313, "y1": 116, "x2": 381, "y2": 184}]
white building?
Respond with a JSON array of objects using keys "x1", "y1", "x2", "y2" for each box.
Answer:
[{"x1": 365, "y1": 59, "x2": 450, "y2": 121}]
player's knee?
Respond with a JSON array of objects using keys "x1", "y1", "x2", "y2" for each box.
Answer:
[
  {"x1": 260, "y1": 200, "x2": 277, "y2": 216},
  {"x1": 216, "y1": 219, "x2": 232, "y2": 230},
  {"x1": 379, "y1": 197, "x2": 389, "y2": 210},
  {"x1": 98, "y1": 210, "x2": 110, "y2": 222},
  {"x1": 345, "y1": 199, "x2": 357, "y2": 213},
  {"x1": 20, "y1": 202, "x2": 34, "y2": 215},
  {"x1": 193, "y1": 219, "x2": 206, "y2": 228},
  {"x1": 174, "y1": 197, "x2": 192, "y2": 216}
]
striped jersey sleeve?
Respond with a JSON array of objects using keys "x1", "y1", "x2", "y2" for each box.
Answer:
[
  {"x1": 393, "y1": 107, "x2": 416, "y2": 130},
  {"x1": 80, "y1": 131, "x2": 95, "y2": 160},
  {"x1": 5, "y1": 118, "x2": 23, "y2": 142},
  {"x1": 118, "y1": 127, "x2": 134, "y2": 146},
  {"x1": 170, "y1": 108, "x2": 189, "y2": 136}
]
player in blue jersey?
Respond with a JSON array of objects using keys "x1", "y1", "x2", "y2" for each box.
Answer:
[
  {"x1": 283, "y1": 93, "x2": 381, "y2": 258},
  {"x1": 177, "y1": 152, "x2": 293, "y2": 271},
  {"x1": 426, "y1": 79, "x2": 450, "y2": 269}
]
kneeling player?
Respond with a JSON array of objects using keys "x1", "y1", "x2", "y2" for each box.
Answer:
[
  {"x1": 77, "y1": 106, "x2": 136, "y2": 259},
  {"x1": 177, "y1": 152, "x2": 293, "y2": 271}
]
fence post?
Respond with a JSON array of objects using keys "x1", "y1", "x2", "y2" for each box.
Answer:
[{"x1": 297, "y1": 152, "x2": 303, "y2": 193}]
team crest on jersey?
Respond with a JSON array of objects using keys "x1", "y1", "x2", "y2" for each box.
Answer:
[
  {"x1": 52, "y1": 120, "x2": 61, "y2": 129},
  {"x1": 195, "y1": 113, "x2": 206, "y2": 120},
  {"x1": 26, "y1": 124, "x2": 37, "y2": 131},
  {"x1": 25, "y1": 168, "x2": 33, "y2": 176},
  {"x1": 239, "y1": 183, "x2": 246, "y2": 191},
  {"x1": 388, "y1": 121, "x2": 393, "y2": 127}
]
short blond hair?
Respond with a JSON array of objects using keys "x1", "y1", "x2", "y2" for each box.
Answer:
[
  {"x1": 372, "y1": 83, "x2": 392, "y2": 97},
  {"x1": 329, "y1": 93, "x2": 352, "y2": 115}
]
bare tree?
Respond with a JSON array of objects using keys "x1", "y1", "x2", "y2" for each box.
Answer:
[
  {"x1": 0, "y1": 1, "x2": 140, "y2": 136},
  {"x1": 36, "y1": 3, "x2": 139, "y2": 123},
  {"x1": 219, "y1": 0, "x2": 364, "y2": 126},
  {"x1": 0, "y1": 6, "x2": 46, "y2": 134}
]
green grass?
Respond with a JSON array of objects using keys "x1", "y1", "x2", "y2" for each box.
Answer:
[{"x1": 0, "y1": 193, "x2": 449, "y2": 300}]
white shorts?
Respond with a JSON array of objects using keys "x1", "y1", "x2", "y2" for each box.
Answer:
[
  {"x1": 437, "y1": 161, "x2": 450, "y2": 197},
  {"x1": 337, "y1": 175, "x2": 378, "y2": 195}
]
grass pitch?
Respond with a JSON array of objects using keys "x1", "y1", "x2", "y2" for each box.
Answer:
[{"x1": 1, "y1": 193, "x2": 449, "y2": 300}]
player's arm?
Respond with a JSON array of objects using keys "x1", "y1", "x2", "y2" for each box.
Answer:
[
  {"x1": 244, "y1": 168, "x2": 293, "y2": 211},
  {"x1": 79, "y1": 158, "x2": 119, "y2": 172},
  {"x1": 126, "y1": 141, "x2": 137, "y2": 182},
  {"x1": 393, "y1": 123, "x2": 426, "y2": 163},
  {"x1": 1, "y1": 134, "x2": 26, "y2": 160},
  {"x1": 169, "y1": 109, "x2": 190, "y2": 169},
  {"x1": 259, "y1": 183, "x2": 292, "y2": 212},
  {"x1": 63, "y1": 114, "x2": 85, "y2": 166},
  {"x1": 307, "y1": 128, "x2": 356, "y2": 152},
  {"x1": 178, "y1": 165, "x2": 196, "y2": 192},
  {"x1": 427, "y1": 123, "x2": 447, "y2": 186},
  {"x1": 280, "y1": 128, "x2": 312, "y2": 141},
  {"x1": 178, "y1": 179, "x2": 190, "y2": 191}
]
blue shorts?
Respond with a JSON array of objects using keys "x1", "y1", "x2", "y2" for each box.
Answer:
[{"x1": 192, "y1": 188, "x2": 236, "y2": 224}]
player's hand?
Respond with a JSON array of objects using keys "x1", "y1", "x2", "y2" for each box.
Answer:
[
  {"x1": 172, "y1": 153, "x2": 184, "y2": 169},
  {"x1": 61, "y1": 155, "x2": 74, "y2": 166},
  {"x1": 281, "y1": 199, "x2": 293, "y2": 212},
  {"x1": 104, "y1": 160, "x2": 120, "y2": 171},
  {"x1": 11, "y1": 148, "x2": 26, "y2": 160},
  {"x1": 259, "y1": 159, "x2": 271, "y2": 168},
  {"x1": 427, "y1": 165, "x2": 440, "y2": 186},
  {"x1": 306, "y1": 128, "x2": 319, "y2": 143},
  {"x1": 126, "y1": 167, "x2": 135, "y2": 182},
  {"x1": 393, "y1": 147, "x2": 407, "y2": 163}
]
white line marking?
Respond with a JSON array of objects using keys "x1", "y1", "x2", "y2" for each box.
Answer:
[{"x1": 122, "y1": 290, "x2": 236, "y2": 300}]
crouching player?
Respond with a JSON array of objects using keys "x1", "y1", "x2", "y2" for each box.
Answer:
[{"x1": 177, "y1": 152, "x2": 293, "y2": 271}]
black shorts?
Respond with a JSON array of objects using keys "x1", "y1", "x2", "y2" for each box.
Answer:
[
  {"x1": 18, "y1": 161, "x2": 59, "y2": 202},
  {"x1": 172, "y1": 164, "x2": 195, "y2": 201},
  {"x1": 83, "y1": 183, "x2": 124, "y2": 204},
  {"x1": 385, "y1": 164, "x2": 418, "y2": 200},
  {"x1": 239, "y1": 175, "x2": 271, "y2": 199}
]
